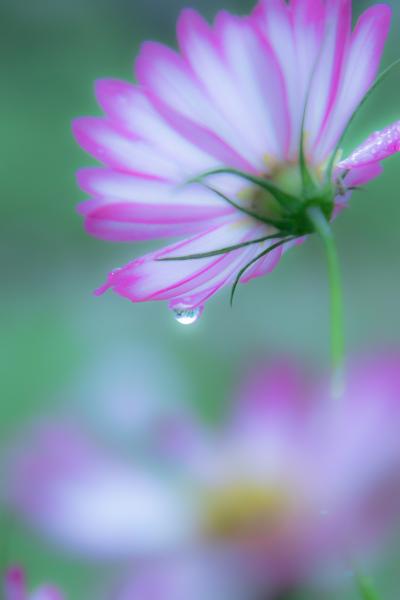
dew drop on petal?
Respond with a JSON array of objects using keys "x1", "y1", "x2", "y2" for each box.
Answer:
[{"x1": 173, "y1": 307, "x2": 202, "y2": 326}]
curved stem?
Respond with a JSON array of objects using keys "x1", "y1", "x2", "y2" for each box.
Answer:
[{"x1": 307, "y1": 207, "x2": 345, "y2": 388}]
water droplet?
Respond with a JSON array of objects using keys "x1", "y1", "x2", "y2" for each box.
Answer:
[{"x1": 173, "y1": 307, "x2": 202, "y2": 326}]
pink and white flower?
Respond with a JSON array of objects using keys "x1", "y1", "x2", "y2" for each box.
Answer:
[
  {"x1": 4, "y1": 566, "x2": 63, "y2": 600},
  {"x1": 6, "y1": 354, "x2": 400, "y2": 594},
  {"x1": 74, "y1": 0, "x2": 398, "y2": 313}
]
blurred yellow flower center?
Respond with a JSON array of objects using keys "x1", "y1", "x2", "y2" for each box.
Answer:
[{"x1": 203, "y1": 480, "x2": 292, "y2": 540}]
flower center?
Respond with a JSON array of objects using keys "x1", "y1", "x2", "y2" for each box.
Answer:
[
  {"x1": 239, "y1": 163, "x2": 304, "y2": 224},
  {"x1": 232, "y1": 160, "x2": 336, "y2": 237},
  {"x1": 203, "y1": 479, "x2": 294, "y2": 541}
]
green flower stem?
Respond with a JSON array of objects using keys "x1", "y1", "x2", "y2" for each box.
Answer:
[
  {"x1": 306, "y1": 206, "x2": 345, "y2": 386},
  {"x1": 356, "y1": 573, "x2": 381, "y2": 600}
]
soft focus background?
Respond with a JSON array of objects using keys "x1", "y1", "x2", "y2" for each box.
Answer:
[{"x1": 1, "y1": 0, "x2": 400, "y2": 597}]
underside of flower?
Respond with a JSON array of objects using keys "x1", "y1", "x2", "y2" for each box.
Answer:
[
  {"x1": 74, "y1": 0, "x2": 399, "y2": 313},
  {"x1": 188, "y1": 162, "x2": 336, "y2": 237}
]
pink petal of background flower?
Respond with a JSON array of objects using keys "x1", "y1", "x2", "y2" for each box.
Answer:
[
  {"x1": 74, "y1": 0, "x2": 396, "y2": 310},
  {"x1": 4, "y1": 567, "x2": 63, "y2": 600}
]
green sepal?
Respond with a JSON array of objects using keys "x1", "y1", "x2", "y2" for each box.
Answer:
[
  {"x1": 326, "y1": 56, "x2": 400, "y2": 182},
  {"x1": 230, "y1": 237, "x2": 295, "y2": 305},
  {"x1": 303, "y1": 184, "x2": 334, "y2": 221},
  {"x1": 299, "y1": 96, "x2": 319, "y2": 199},
  {"x1": 156, "y1": 233, "x2": 285, "y2": 262},
  {"x1": 188, "y1": 168, "x2": 302, "y2": 215},
  {"x1": 198, "y1": 183, "x2": 291, "y2": 230},
  {"x1": 299, "y1": 138, "x2": 318, "y2": 199}
]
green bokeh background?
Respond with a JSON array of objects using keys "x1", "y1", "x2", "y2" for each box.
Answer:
[{"x1": 1, "y1": 0, "x2": 400, "y2": 597}]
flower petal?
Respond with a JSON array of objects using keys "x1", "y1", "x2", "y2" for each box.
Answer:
[
  {"x1": 8, "y1": 423, "x2": 196, "y2": 557},
  {"x1": 4, "y1": 567, "x2": 26, "y2": 600},
  {"x1": 305, "y1": 0, "x2": 352, "y2": 160},
  {"x1": 338, "y1": 120, "x2": 400, "y2": 170},
  {"x1": 230, "y1": 360, "x2": 311, "y2": 439},
  {"x1": 252, "y1": 0, "x2": 299, "y2": 157},
  {"x1": 29, "y1": 587, "x2": 64, "y2": 600},
  {"x1": 332, "y1": 162, "x2": 383, "y2": 217},
  {"x1": 76, "y1": 169, "x2": 232, "y2": 241},
  {"x1": 291, "y1": 0, "x2": 325, "y2": 91},
  {"x1": 96, "y1": 219, "x2": 275, "y2": 305},
  {"x1": 77, "y1": 168, "x2": 228, "y2": 208},
  {"x1": 315, "y1": 4, "x2": 392, "y2": 160},
  {"x1": 289, "y1": 0, "x2": 326, "y2": 155},
  {"x1": 177, "y1": 10, "x2": 267, "y2": 168},
  {"x1": 73, "y1": 117, "x2": 179, "y2": 181},
  {"x1": 343, "y1": 162, "x2": 384, "y2": 187},
  {"x1": 135, "y1": 41, "x2": 257, "y2": 172},
  {"x1": 217, "y1": 12, "x2": 290, "y2": 162},
  {"x1": 311, "y1": 354, "x2": 400, "y2": 537},
  {"x1": 115, "y1": 556, "x2": 244, "y2": 600},
  {"x1": 79, "y1": 201, "x2": 230, "y2": 242},
  {"x1": 239, "y1": 244, "x2": 283, "y2": 283},
  {"x1": 177, "y1": 9, "x2": 289, "y2": 165},
  {"x1": 95, "y1": 79, "x2": 217, "y2": 177}
]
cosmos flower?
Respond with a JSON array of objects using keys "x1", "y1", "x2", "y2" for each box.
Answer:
[
  {"x1": 4, "y1": 566, "x2": 63, "y2": 600},
  {"x1": 74, "y1": 0, "x2": 399, "y2": 316},
  {"x1": 6, "y1": 354, "x2": 400, "y2": 595}
]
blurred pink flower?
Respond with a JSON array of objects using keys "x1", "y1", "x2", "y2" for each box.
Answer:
[
  {"x1": 6, "y1": 354, "x2": 400, "y2": 593},
  {"x1": 4, "y1": 566, "x2": 63, "y2": 600},
  {"x1": 73, "y1": 0, "x2": 397, "y2": 313},
  {"x1": 112, "y1": 557, "x2": 253, "y2": 600}
]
